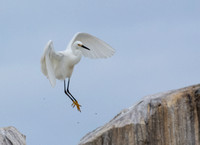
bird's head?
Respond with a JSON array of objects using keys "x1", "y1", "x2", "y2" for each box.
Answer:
[{"x1": 73, "y1": 41, "x2": 90, "y2": 51}]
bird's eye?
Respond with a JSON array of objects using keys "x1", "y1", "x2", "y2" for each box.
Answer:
[{"x1": 78, "y1": 44, "x2": 82, "y2": 47}]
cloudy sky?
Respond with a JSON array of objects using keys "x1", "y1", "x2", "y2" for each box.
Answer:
[{"x1": 1, "y1": 0, "x2": 200, "y2": 144}]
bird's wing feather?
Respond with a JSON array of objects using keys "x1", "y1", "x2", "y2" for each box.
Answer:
[
  {"x1": 41, "y1": 40, "x2": 61, "y2": 87},
  {"x1": 68, "y1": 32, "x2": 115, "y2": 59}
]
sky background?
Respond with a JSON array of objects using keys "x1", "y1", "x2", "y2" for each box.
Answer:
[{"x1": 1, "y1": 0, "x2": 200, "y2": 144}]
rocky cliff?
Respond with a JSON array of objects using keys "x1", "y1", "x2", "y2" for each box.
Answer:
[
  {"x1": 0, "y1": 126, "x2": 26, "y2": 145},
  {"x1": 79, "y1": 84, "x2": 200, "y2": 145}
]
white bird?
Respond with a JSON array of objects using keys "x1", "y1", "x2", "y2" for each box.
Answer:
[{"x1": 41, "y1": 32, "x2": 115, "y2": 112}]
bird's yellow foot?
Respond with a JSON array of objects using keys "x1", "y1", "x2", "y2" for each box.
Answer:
[{"x1": 72, "y1": 100, "x2": 81, "y2": 112}]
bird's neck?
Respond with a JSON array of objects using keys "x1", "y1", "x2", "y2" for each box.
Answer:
[
  {"x1": 71, "y1": 49, "x2": 82, "y2": 65},
  {"x1": 71, "y1": 47, "x2": 81, "y2": 57}
]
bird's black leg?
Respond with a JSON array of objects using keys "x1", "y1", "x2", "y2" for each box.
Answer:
[
  {"x1": 64, "y1": 79, "x2": 81, "y2": 112},
  {"x1": 64, "y1": 79, "x2": 77, "y2": 102},
  {"x1": 64, "y1": 79, "x2": 74, "y2": 102}
]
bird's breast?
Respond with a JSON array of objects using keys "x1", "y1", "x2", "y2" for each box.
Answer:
[
  {"x1": 66, "y1": 52, "x2": 82, "y2": 66},
  {"x1": 55, "y1": 52, "x2": 81, "y2": 79}
]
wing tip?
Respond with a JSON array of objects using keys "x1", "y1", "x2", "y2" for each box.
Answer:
[
  {"x1": 50, "y1": 80, "x2": 56, "y2": 88},
  {"x1": 48, "y1": 40, "x2": 53, "y2": 45}
]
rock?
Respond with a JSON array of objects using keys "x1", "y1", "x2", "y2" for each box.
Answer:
[
  {"x1": 79, "y1": 84, "x2": 200, "y2": 145},
  {"x1": 0, "y1": 126, "x2": 26, "y2": 145}
]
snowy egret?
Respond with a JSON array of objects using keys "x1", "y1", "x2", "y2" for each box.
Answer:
[{"x1": 41, "y1": 32, "x2": 115, "y2": 112}]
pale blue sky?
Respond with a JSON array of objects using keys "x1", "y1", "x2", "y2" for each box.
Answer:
[{"x1": 1, "y1": 0, "x2": 200, "y2": 145}]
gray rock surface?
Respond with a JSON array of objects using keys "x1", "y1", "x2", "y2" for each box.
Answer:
[
  {"x1": 79, "y1": 84, "x2": 200, "y2": 145},
  {"x1": 0, "y1": 126, "x2": 26, "y2": 145}
]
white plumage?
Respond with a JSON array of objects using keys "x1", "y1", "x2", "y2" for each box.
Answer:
[
  {"x1": 68, "y1": 33, "x2": 115, "y2": 59},
  {"x1": 40, "y1": 32, "x2": 115, "y2": 111}
]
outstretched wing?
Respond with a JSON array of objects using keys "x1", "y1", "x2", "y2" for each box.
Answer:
[
  {"x1": 41, "y1": 40, "x2": 61, "y2": 87},
  {"x1": 68, "y1": 32, "x2": 115, "y2": 59}
]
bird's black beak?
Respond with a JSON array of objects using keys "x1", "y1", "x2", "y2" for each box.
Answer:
[{"x1": 82, "y1": 45, "x2": 90, "y2": 50}]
